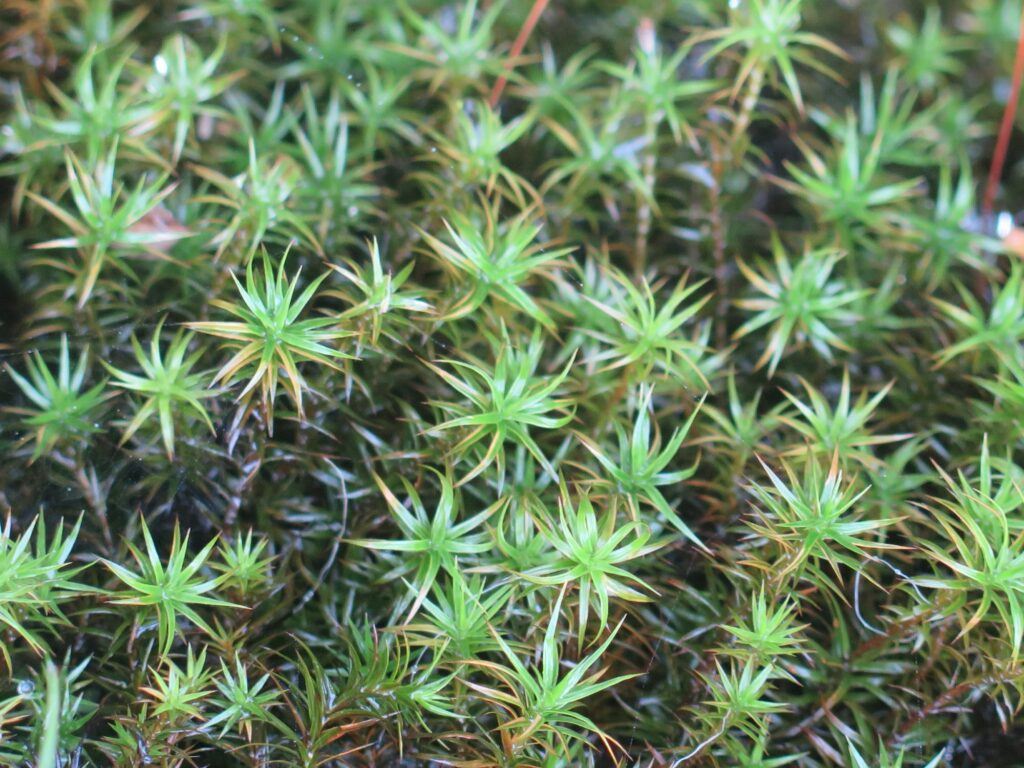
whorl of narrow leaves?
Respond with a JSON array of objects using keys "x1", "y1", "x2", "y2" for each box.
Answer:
[
  {"x1": 5, "y1": 336, "x2": 110, "y2": 460},
  {"x1": 350, "y1": 471, "x2": 498, "y2": 620},
  {"x1": 28, "y1": 144, "x2": 184, "y2": 307},
  {"x1": 103, "y1": 519, "x2": 239, "y2": 658},
  {"x1": 0, "y1": 0, "x2": 1020, "y2": 765},
  {"x1": 104, "y1": 319, "x2": 217, "y2": 458},
  {"x1": 0, "y1": 516, "x2": 84, "y2": 665},
  {"x1": 188, "y1": 250, "x2": 351, "y2": 430}
]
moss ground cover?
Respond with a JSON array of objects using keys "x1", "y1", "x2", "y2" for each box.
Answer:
[{"x1": 1, "y1": 0, "x2": 1024, "y2": 765}]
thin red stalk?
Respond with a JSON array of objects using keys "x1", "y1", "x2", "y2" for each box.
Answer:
[
  {"x1": 983, "y1": 5, "x2": 1024, "y2": 219},
  {"x1": 489, "y1": 0, "x2": 550, "y2": 108}
]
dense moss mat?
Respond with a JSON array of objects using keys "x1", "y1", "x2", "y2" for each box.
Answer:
[{"x1": 2, "y1": 0, "x2": 1024, "y2": 765}]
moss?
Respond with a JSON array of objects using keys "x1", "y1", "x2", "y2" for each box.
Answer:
[{"x1": 0, "y1": 0, "x2": 1020, "y2": 765}]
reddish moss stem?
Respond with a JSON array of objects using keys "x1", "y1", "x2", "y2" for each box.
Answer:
[
  {"x1": 489, "y1": 0, "x2": 550, "y2": 108},
  {"x1": 983, "y1": 4, "x2": 1024, "y2": 219}
]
